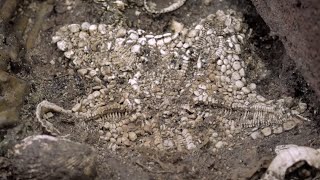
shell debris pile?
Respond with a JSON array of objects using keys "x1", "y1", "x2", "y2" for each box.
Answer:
[{"x1": 50, "y1": 9, "x2": 309, "y2": 152}]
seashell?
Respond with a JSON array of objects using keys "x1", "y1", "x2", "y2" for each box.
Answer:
[
  {"x1": 262, "y1": 146, "x2": 320, "y2": 180},
  {"x1": 12, "y1": 135, "x2": 97, "y2": 180}
]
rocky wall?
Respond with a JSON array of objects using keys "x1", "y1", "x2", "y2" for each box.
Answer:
[{"x1": 251, "y1": 0, "x2": 320, "y2": 98}]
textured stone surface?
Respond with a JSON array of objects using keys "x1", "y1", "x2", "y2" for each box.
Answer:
[
  {"x1": 251, "y1": 0, "x2": 320, "y2": 98},
  {"x1": 12, "y1": 135, "x2": 97, "y2": 180}
]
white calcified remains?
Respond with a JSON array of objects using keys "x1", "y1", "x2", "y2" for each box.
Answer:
[
  {"x1": 49, "y1": 9, "x2": 309, "y2": 152},
  {"x1": 144, "y1": 0, "x2": 187, "y2": 14}
]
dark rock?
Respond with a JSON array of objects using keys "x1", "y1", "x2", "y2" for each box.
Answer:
[
  {"x1": 250, "y1": 0, "x2": 320, "y2": 98},
  {"x1": 11, "y1": 135, "x2": 97, "y2": 180}
]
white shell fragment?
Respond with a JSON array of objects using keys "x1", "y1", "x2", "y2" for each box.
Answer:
[{"x1": 57, "y1": 41, "x2": 68, "y2": 51}]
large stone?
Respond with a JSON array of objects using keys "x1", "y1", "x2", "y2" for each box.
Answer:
[
  {"x1": 251, "y1": 0, "x2": 320, "y2": 98},
  {"x1": 12, "y1": 135, "x2": 97, "y2": 180}
]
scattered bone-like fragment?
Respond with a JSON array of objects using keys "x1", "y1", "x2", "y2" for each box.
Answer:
[
  {"x1": 144, "y1": 0, "x2": 187, "y2": 14},
  {"x1": 35, "y1": 100, "x2": 72, "y2": 135}
]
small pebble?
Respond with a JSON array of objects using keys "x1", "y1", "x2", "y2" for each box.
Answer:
[
  {"x1": 116, "y1": 28, "x2": 127, "y2": 38},
  {"x1": 261, "y1": 127, "x2": 272, "y2": 137},
  {"x1": 157, "y1": 39, "x2": 164, "y2": 46},
  {"x1": 68, "y1": 24, "x2": 80, "y2": 33},
  {"x1": 92, "y1": 91, "x2": 100, "y2": 97},
  {"x1": 77, "y1": 69, "x2": 88, "y2": 76},
  {"x1": 231, "y1": 72, "x2": 241, "y2": 81},
  {"x1": 212, "y1": 132, "x2": 218, "y2": 138},
  {"x1": 220, "y1": 76, "x2": 226, "y2": 82},
  {"x1": 183, "y1": 43, "x2": 190, "y2": 48},
  {"x1": 176, "y1": 41, "x2": 183, "y2": 48},
  {"x1": 223, "y1": 59, "x2": 229, "y2": 65},
  {"x1": 249, "y1": 83, "x2": 257, "y2": 91},
  {"x1": 138, "y1": 37, "x2": 147, "y2": 45},
  {"x1": 164, "y1": 37, "x2": 172, "y2": 44},
  {"x1": 89, "y1": 70, "x2": 97, "y2": 77},
  {"x1": 194, "y1": 90, "x2": 200, "y2": 96},
  {"x1": 283, "y1": 121, "x2": 297, "y2": 131},
  {"x1": 235, "y1": 80, "x2": 244, "y2": 89},
  {"x1": 134, "y1": 99, "x2": 141, "y2": 104},
  {"x1": 131, "y1": 44, "x2": 141, "y2": 54},
  {"x1": 273, "y1": 126, "x2": 283, "y2": 134},
  {"x1": 250, "y1": 131, "x2": 262, "y2": 140},
  {"x1": 232, "y1": 61, "x2": 241, "y2": 70},
  {"x1": 57, "y1": 41, "x2": 67, "y2": 51},
  {"x1": 215, "y1": 141, "x2": 224, "y2": 149},
  {"x1": 98, "y1": 24, "x2": 107, "y2": 34},
  {"x1": 81, "y1": 22, "x2": 91, "y2": 31},
  {"x1": 129, "y1": 33, "x2": 139, "y2": 40},
  {"x1": 226, "y1": 70, "x2": 232, "y2": 75},
  {"x1": 199, "y1": 84, "x2": 207, "y2": 90},
  {"x1": 45, "y1": 112, "x2": 54, "y2": 119},
  {"x1": 233, "y1": 54, "x2": 240, "y2": 60},
  {"x1": 128, "y1": 132, "x2": 137, "y2": 141},
  {"x1": 187, "y1": 29, "x2": 198, "y2": 38},
  {"x1": 52, "y1": 36, "x2": 61, "y2": 43},
  {"x1": 241, "y1": 87, "x2": 251, "y2": 94},
  {"x1": 79, "y1": 32, "x2": 89, "y2": 39},
  {"x1": 89, "y1": 24, "x2": 97, "y2": 32},
  {"x1": 298, "y1": 102, "x2": 307, "y2": 113},
  {"x1": 147, "y1": 38, "x2": 156, "y2": 46},
  {"x1": 221, "y1": 65, "x2": 227, "y2": 72},
  {"x1": 239, "y1": 68, "x2": 245, "y2": 77},
  {"x1": 235, "y1": 44, "x2": 241, "y2": 53},
  {"x1": 225, "y1": 77, "x2": 231, "y2": 83},
  {"x1": 171, "y1": 20, "x2": 184, "y2": 33},
  {"x1": 217, "y1": 60, "x2": 223, "y2": 66},
  {"x1": 256, "y1": 95, "x2": 266, "y2": 102},
  {"x1": 64, "y1": 50, "x2": 74, "y2": 59}
]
